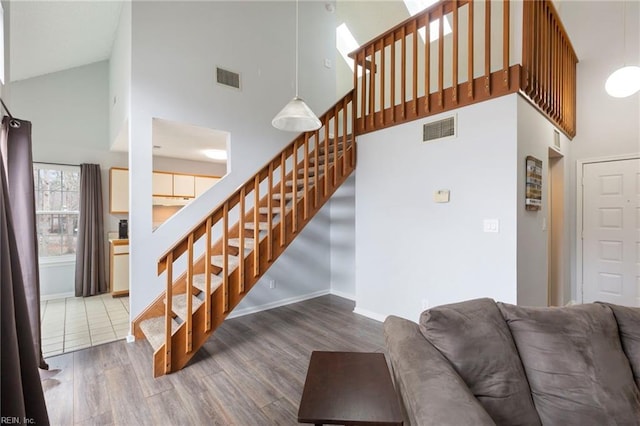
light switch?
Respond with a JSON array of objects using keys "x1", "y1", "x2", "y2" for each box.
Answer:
[
  {"x1": 434, "y1": 190, "x2": 450, "y2": 203},
  {"x1": 483, "y1": 219, "x2": 499, "y2": 233}
]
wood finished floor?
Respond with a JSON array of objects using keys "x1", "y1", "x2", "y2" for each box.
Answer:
[{"x1": 41, "y1": 295, "x2": 385, "y2": 426}]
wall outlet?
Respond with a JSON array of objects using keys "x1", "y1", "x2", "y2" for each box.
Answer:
[{"x1": 269, "y1": 279, "x2": 276, "y2": 289}]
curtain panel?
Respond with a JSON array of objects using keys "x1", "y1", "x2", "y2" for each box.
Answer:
[
  {"x1": 75, "y1": 163, "x2": 107, "y2": 297},
  {"x1": 0, "y1": 117, "x2": 50, "y2": 424}
]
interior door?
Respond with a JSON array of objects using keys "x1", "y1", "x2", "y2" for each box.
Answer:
[{"x1": 582, "y1": 158, "x2": 639, "y2": 306}]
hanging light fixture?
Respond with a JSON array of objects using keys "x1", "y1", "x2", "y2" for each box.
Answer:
[
  {"x1": 605, "y1": 1, "x2": 640, "y2": 98},
  {"x1": 272, "y1": 0, "x2": 321, "y2": 132}
]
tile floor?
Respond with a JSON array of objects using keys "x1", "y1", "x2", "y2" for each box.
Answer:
[{"x1": 40, "y1": 293, "x2": 130, "y2": 358}]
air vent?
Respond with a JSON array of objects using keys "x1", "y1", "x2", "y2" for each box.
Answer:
[
  {"x1": 216, "y1": 67, "x2": 241, "y2": 90},
  {"x1": 553, "y1": 129, "x2": 560, "y2": 149},
  {"x1": 423, "y1": 115, "x2": 456, "y2": 142}
]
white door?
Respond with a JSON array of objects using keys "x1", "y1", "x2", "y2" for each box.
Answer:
[{"x1": 582, "y1": 158, "x2": 639, "y2": 306}]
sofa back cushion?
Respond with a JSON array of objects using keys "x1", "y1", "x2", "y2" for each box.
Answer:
[
  {"x1": 419, "y1": 298, "x2": 541, "y2": 425},
  {"x1": 498, "y1": 303, "x2": 640, "y2": 424},
  {"x1": 601, "y1": 303, "x2": 640, "y2": 389}
]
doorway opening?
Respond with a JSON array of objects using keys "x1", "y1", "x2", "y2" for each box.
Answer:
[{"x1": 547, "y1": 147, "x2": 564, "y2": 306}]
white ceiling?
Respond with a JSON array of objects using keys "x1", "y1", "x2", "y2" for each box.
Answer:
[
  {"x1": 152, "y1": 118, "x2": 229, "y2": 163},
  {"x1": 9, "y1": 0, "x2": 124, "y2": 82}
]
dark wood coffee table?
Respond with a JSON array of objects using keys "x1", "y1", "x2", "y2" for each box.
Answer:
[{"x1": 298, "y1": 351, "x2": 403, "y2": 425}]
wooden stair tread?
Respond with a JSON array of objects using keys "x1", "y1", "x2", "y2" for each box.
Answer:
[
  {"x1": 139, "y1": 316, "x2": 179, "y2": 351},
  {"x1": 286, "y1": 177, "x2": 316, "y2": 186},
  {"x1": 244, "y1": 221, "x2": 270, "y2": 231},
  {"x1": 228, "y1": 237, "x2": 255, "y2": 249},
  {"x1": 211, "y1": 254, "x2": 240, "y2": 270},
  {"x1": 272, "y1": 190, "x2": 304, "y2": 201},
  {"x1": 192, "y1": 273, "x2": 223, "y2": 294},
  {"x1": 170, "y1": 293, "x2": 204, "y2": 320},
  {"x1": 258, "y1": 206, "x2": 289, "y2": 215}
]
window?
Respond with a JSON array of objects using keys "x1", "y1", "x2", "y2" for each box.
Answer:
[
  {"x1": 403, "y1": 0, "x2": 452, "y2": 42},
  {"x1": 33, "y1": 163, "x2": 80, "y2": 259}
]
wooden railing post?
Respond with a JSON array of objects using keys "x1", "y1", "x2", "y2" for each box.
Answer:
[
  {"x1": 164, "y1": 253, "x2": 173, "y2": 374},
  {"x1": 185, "y1": 234, "x2": 194, "y2": 353}
]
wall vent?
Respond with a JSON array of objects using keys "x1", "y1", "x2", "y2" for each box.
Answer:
[
  {"x1": 553, "y1": 129, "x2": 561, "y2": 149},
  {"x1": 423, "y1": 115, "x2": 456, "y2": 142},
  {"x1": 216, "y1": 67, "x2": 241, "y2": 90}
]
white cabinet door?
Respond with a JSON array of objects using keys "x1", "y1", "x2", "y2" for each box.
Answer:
[
  {"x1": 173, "y1": 174, "x2": 195, "y2": 197},
  {"x1": 582, "y1": 158, "x2": 639, "y2": 306},
  {"x1": 153, "y1": 172, "x2": 173, "y2": 196},
  {"x1": 110, "y1": 168, "x2": 129, "y2": 213},
  {"x1": 194, "y1": 176, "x2": 220, "y2": 197},
  {"x1": 111, "y1": 243, "x2": 129, "y2": 296}
]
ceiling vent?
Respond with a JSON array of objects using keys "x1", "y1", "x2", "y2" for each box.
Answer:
[
  {"x1": 423, "y1": 115, "x2": 456, "y2": 142},
  {"x1": 216, "y1": 67, "x2": 241, "y2": 90}
]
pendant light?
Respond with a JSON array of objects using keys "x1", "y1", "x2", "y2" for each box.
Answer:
[
  {"x1": 272, "y1": 0, "x2": 322, "y2": 132},
  {"x1": 605, "y1": 1, "x2": 640, "y2": 98}
]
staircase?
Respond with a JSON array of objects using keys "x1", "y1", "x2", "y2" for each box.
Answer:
[
  {"x1": 131, "y1": 0, "x2": 578, "y2": 378},
  {"x1": 132, "y1": 91, "x2": 356, "y2": 377}
]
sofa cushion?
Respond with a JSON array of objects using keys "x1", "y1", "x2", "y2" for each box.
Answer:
[
  {"x1": 384, "y1": 316, "x2": 495, "y2": 426},
  {"x1": 498, "y1": 302, "x2": 640, "y2": 425},
  {"x1": 601, "y1": 303, "x2": 640, "y2": 389},
  {"x1": 419, "y1": 298, "x2": 540, "y2": 425}
]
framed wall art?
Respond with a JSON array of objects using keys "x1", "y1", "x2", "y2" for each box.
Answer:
[{"x1": 525, "y1": 156, "x2": 542, "y2": 211}]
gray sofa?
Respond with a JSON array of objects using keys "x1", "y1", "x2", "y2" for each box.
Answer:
[{"x1": 383, "y1": 298, "x2": 640, "y2": 425}]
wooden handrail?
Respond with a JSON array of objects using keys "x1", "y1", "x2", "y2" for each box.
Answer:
[
  {"x1": 150, "y1": 90, "x2": 356, "y2": 376},
  {"x1": 157, "y1": 90, "x2": 355, "y2": 272},
  {"x1": 347, "y1": 0, "x2": 576, "y2": 139},
  {"x1": 349, "y1": 0, "x2": 521, "y2": 136},
  {"x1": 521, "y1": 0, "x2": 578, "y2": 138}
]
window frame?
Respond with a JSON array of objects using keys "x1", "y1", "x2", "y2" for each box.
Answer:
[{"x1": 33, "y1": 163, "x2": 81, "y2": 263}]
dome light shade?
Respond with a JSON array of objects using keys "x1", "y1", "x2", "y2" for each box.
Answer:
[
  {"x1": 272, "y1": 97, "x2": 321, "y2": 132},
  {"x1": 605, "y1": 66, "x2": 640, "y2": 98}
]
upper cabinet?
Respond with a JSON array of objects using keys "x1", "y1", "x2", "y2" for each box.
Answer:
[
  {"x1": 111, "y1": 168, "x2": 220, "y2": 214},
  {"x1": 173, "y1": 174, "x2": 195, "y2": 197},
  {"x1": 152, "y1": 172, "x2": 173, "y2": 197},
  {"x1": 110, "y1": 168, "x2": 130, "y2": 213},
  {"x1": 194, "y1": 176, "x2": 220, "y2": 197}
]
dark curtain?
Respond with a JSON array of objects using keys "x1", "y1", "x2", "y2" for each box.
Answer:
[
  {"x1": 1, "y1": 117, "x2": 50, "y2": 424},
  {"x1": 75, "y1": 163, "x2": 107, "y2": 297},
  {"x1": 0, "y1": 117, "x2": 48, "y2": 369}
]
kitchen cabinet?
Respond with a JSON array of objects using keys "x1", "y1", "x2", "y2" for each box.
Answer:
[
  {"x1": 194, "y1": 176, "x2": 220, "y2": 197},
  {"x1": 110, "y1": 240, "x2": 129, "y2": 297},
  {"x1": 173, "y1": 174, "x2": 195, "y2": 197},
  {"x1": 110, "y1": 168, "x2": 129, "y2": 213},
  {"x1": 152, "y1": 172, "x2": 173, "y2": 196}
]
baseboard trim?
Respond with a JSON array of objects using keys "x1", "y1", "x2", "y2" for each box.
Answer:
[
  {"x1": 329, "y1": 289, "x2": 355, "y2": 301},
  {"x1": 227, "y1": 289, "x2": 331, "y2": 319},
  {"x1": 353, "y1": 306, "x2": 387, "y2": 323}
]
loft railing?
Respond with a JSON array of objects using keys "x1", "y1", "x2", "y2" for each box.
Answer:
[
  {"x1": 521, "y1": 0, "x2": 578, "y2": 138},
  {"x1": 349, "y1": 0, "x2": 577, "y2": 139},
  {"x1": 149, "y1": 90, "x2": 355, "y2": 376}
]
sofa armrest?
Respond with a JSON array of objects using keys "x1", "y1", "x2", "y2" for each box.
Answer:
[{"x1": 384, "y1": 315, "x2": 495, "y2": 426}]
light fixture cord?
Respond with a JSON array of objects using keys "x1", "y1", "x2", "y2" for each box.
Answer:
[{"x1": 295, "y1": 0, "x2": 299, "y2": 97}]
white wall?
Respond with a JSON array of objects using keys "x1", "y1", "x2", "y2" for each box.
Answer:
[
  {"x1": 109, "y1": 1, "x2": 131, "y2": 148},
  {"x1": 129, "y1": 1, "x2": 337, "y2": 319},
  {"x1": 6, "y1": 61, "x2": 126, "y2": 297},
  {"x1": 330, "y1": 174, "x2": 356, "y2": 299},
  {"x1": 354, "y1": 94, "x2": 518, "y2": 322},
  {"x1": 557, "y1": 1, "x2": 640, "y2": 302},
  {"x1": 516, "y1": 96, "x2": 571, "y2": 306}
]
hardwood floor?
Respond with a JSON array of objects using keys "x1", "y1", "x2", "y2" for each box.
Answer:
[{"x1": 41, "y1": 295, "x2": 386, "y2": 425}]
